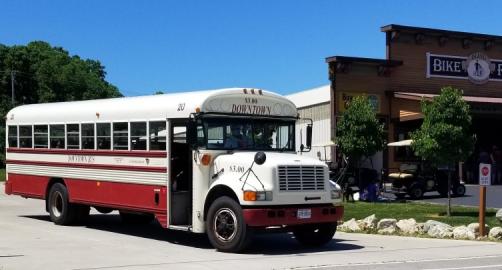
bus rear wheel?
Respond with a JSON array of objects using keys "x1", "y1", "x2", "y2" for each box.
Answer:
[
  {"x1": 206, "y1": 196, "x2": 253, "y2": 253},
  {"x1": 293, "y1": 223, "x2": 337, "y2": 247},
  {"x1": 48, "y1": 183, "x2": 77, "y2": 225}
]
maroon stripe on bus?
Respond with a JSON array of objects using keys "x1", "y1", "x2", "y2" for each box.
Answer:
[
  {"x1": 6, "y1": 159, "x2": 167, "y2": 173},
  {"x1": 6, "y1": 148, "x2": 167, "y2": 158},
  {"x1": 6, "y1": 174, "x2": 168, "y2": 226}
]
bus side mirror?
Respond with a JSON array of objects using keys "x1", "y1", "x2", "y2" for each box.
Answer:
[
  {"x1": 187, "y1": 121, "x2": 197, "y2": 147},
  {"x1": 306, "y1": 125, "x2": 312, "y2": 149}
]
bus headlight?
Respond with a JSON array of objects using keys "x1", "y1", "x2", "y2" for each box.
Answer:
[
  {"x1": 330, "y1": 180, "x2": 342, "y2": 200},
  {"x1": 331, "y1": 189, "x2": 342, "y2": 199},
  {"x1": 243, "y1": 191, "x2": 273, "y2": 201}
]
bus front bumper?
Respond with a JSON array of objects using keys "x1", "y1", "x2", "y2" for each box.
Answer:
[{"x1": 243, "y1": 205, "x2": 344, "y2": 227}]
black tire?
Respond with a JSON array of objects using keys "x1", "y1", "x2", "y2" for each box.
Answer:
[
  {"x1": 206, "y1": 196, "x2": 253, "y2": 253},
  {"x1": 95, "y1": 207, "x2": 113, "y2": 214},
  {"x1": 453, "y1": 184, "x2": 466, "y2": 197},
  {"x1": 408, "y1": 186, "x2": 424, "y2": 200},
  {"x1": 47, "y1": 183, "x2": 78, "y2": 225},
  {"x1": 293, "y1": 223, "x2": 337, "y2": 247},
  {"x1": 119, "y1": 211, "x2": 154, "y2": 224}
]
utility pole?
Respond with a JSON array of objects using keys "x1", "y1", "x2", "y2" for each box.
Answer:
[{"x1": 10, "y1": 70, "x2": 15, "y2": 105}]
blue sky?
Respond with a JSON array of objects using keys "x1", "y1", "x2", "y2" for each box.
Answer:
[{"x1": 2, "y1": 0, "x2": 502, "y2": 96}]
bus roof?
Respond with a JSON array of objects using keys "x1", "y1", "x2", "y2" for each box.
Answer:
[{"x1": 6, "y1": 88, "x2": 298, "y2": 124}]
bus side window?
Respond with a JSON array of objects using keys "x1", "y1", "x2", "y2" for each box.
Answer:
[
  {"x1": 81, "y1": 123, "x2": 95, "y2": 150},
  {"x1": 19, "y1": 125, "x2": 33, "y2": 148},
  {"x1": 97, "y1": 123, "x2": 111, "y2": 150},
  {"x1": 149, "y1": 121, "x2": 166, "y2": 151},
  {"x1": 113, "y1": 122, "x2": 129, "y2": 150},
  {"x1": 67, "y1": 124, "x2": 80, "y2": 149},
  {"x1": 34, "y1": 125, "x2": 48, "y2": 148},
  {"x1": 7, "y1": 126, "x2": 18, "y2": 148},
  {"x1": 50, "y1": 125, "x2": 65, "y2": 149},
  {"x1": 131, "y1": 122, "x2": 147, "y2": 150}
]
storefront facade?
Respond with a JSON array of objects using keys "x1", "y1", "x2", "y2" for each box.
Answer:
[{"x1": 327, "y1": 24, "x2": 502, "y2": 183}]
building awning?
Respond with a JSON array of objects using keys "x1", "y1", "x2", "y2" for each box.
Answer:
[
  {"x1": 394, "y1": 92, "x2": 502, "y2": 104},
  {"x1": 393, "y1": 92, "x2": 502, "y2": 121}
]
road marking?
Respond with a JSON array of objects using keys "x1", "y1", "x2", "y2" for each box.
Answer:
[
  {"x1": 287, "y1": 254, "x2": 502, "y2": 269},
  {"x1": 422, "y1": 265, "x2": 502, "y2": 270}
]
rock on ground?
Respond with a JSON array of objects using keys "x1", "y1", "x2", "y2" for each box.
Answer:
[
  {"x1": 467, "y1": 223, "x2": 490, "y2": 236},
  {"x1": 424, "y1": 220, "x2": 451, "y2": 233},
  {"x1": 339, "y1": 218, "x2": 362, "y2": 232},
  {"x1": 357, "y1": 214, "x2": 378, "y2": 230},
  {"x1": 489, "y1": 227, "x2": 502, "y2": 240},
  {"x1": 426, "y1": 220, "x2": 453, "y2": 239},
  {"x1": 396, "y1": 218, "x2": 417, "y2": 235},
  {"x1": 496, "y1": 209, "x2": 502, "y2": 223},
  {"x1": 453, "y1": 226, "x2": 476, "y2": 240},
  {"x1": 377, "y1": 218, "x2": 397, "y2": 235}
]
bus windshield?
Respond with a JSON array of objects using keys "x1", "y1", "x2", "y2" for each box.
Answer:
[{"x1": 198, "y1": 118, "x2": 295, "y2": 151}]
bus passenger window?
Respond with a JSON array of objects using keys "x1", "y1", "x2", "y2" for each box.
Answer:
[
  {"x1": 113, "y1": 122, "x2": 128, "y2": 150},
  {"x1": 50, "y1": 125, "x2": 65, "y2": 149},
  {"x1": 149, "y1": 121, "x2": 166, "y2": 150},
  {"x1": 131, "y1": 122, "x2": 147, "y2": 150},
  {"x1": 81, "y1": 124, "x2": 95, "y2": 149},
  {"x1": 19, "y1": 125, "x2": 33, "y2": 148},
  {"x1": 67, "y1": 124, "x2": 80, "y2": 149},
  {"x1": 97, "y1": 123, "x2": 111, "y2": 150},
  {"x1": 8, "y1": 126, "x2": 18, "y2": 148},
  {"x1": 34, "y1": 125, "x2": 48, "y2": 148}
]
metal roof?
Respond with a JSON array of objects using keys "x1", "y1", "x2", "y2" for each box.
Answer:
[
  {"x1": 286, "y1": 84, "x2": 330, "y2": 109},
  {"x1": 381, "y1": 24, "x2": 502, "y2": 41}
]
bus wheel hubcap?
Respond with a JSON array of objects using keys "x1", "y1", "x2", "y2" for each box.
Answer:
[
  {"x1": 214, "y1": 208, "x2": 238, "y2": 242},
  {"x1": 51, "y1": 191, "x2": 64, "y2": 218}
]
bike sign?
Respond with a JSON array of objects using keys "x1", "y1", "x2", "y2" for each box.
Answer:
[{"x1": 479, "y1": 163, "x2": 491, "y2": 186}]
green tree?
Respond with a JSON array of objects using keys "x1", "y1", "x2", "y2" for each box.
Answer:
[
  {"x1": 336, "y1": 96, "x2": 385, "y2": 173},
  {"x1": 411, "y1": 86, "x2": 475, "y2": 216},
  {"x1": 0, "y1": 41, "x2": 122, "y2": 165}
]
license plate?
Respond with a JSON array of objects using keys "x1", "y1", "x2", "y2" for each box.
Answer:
[{"x1": 297, "y1": 208, "x2": 311, "y2": 219}]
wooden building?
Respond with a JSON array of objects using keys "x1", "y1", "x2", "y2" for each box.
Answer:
[{"x1": 327, "y1": 24, "x2": 502, "y2": 183}]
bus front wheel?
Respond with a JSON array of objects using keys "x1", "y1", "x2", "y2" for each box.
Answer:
[
  {"x1": 206, "y1": 196, "x2": 253, "y2": 253},
  {"x1": 48, "y1": 183, "x2": 78, "y2": 225},
  {"x1": 293, "y1": 223, "x2": 337, "y2": 246}
]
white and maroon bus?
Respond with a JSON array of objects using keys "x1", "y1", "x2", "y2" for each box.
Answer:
[{"x1": 4, "y1": 88, "x2": 343, "y2": 252}]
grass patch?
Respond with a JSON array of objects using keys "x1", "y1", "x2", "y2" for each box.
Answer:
[
  {"x1": 0, "y1": 168, "x2": 4, "y2": 182},
  {"x1": 343, "y1": 201, "x2": 501, "y2": 227}
]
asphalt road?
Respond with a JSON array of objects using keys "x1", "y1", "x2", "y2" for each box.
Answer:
[
  {"x1": 381, "y1": 184, "x2": 502, "y2": 208},
  {"x1": 2, "y1": 184, "x2": 502, "y2": 270}
]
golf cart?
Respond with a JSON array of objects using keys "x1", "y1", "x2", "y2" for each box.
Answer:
[{"x1": 387, "y1": 139, "x2": 466, "y2": 199}]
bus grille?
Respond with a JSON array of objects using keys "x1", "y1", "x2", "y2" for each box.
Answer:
[{"x1": 278, "y1": 166, "x2": 325, "y2": 191}]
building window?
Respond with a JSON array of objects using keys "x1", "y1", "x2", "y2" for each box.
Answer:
[
  {"x1": 113, "y1": 122, "x2": 128, "y2": 150},
  {"x1": 67, "y1": 124, "x2": 80, "y2": 149},
  {"x1": 7, "y1": 126, "x2": 18, "y2": 148},
  {"x1": 131, "y1": 122, "x2": 147, "y2": 150},
  {"x1": 149, "y1": 121, "x2": 166, "y2": 150},
  {"x1": 81, "y1": 124, "x2": 95, "y2": 150},
  {"x1": 19, "y1": 125, "x2": 33, "y2": 148},
  {"x1": 50, "y1": 125, "x2": 65, "y2": 149},
  {"x1": 34, "y1": 125, "x2": 49, "y2": 148},
  {"x1": 97, "y1": 123, "x2": 111, "y2": 150}
]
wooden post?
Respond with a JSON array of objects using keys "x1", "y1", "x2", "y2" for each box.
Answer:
[{"x1": 479, "y1": 186, "x2": 486, "y2": 237}]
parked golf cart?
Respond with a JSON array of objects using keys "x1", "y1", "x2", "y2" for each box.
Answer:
[{"x1": 386, "y1": 139, "x2": 466, "y2": 200}]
